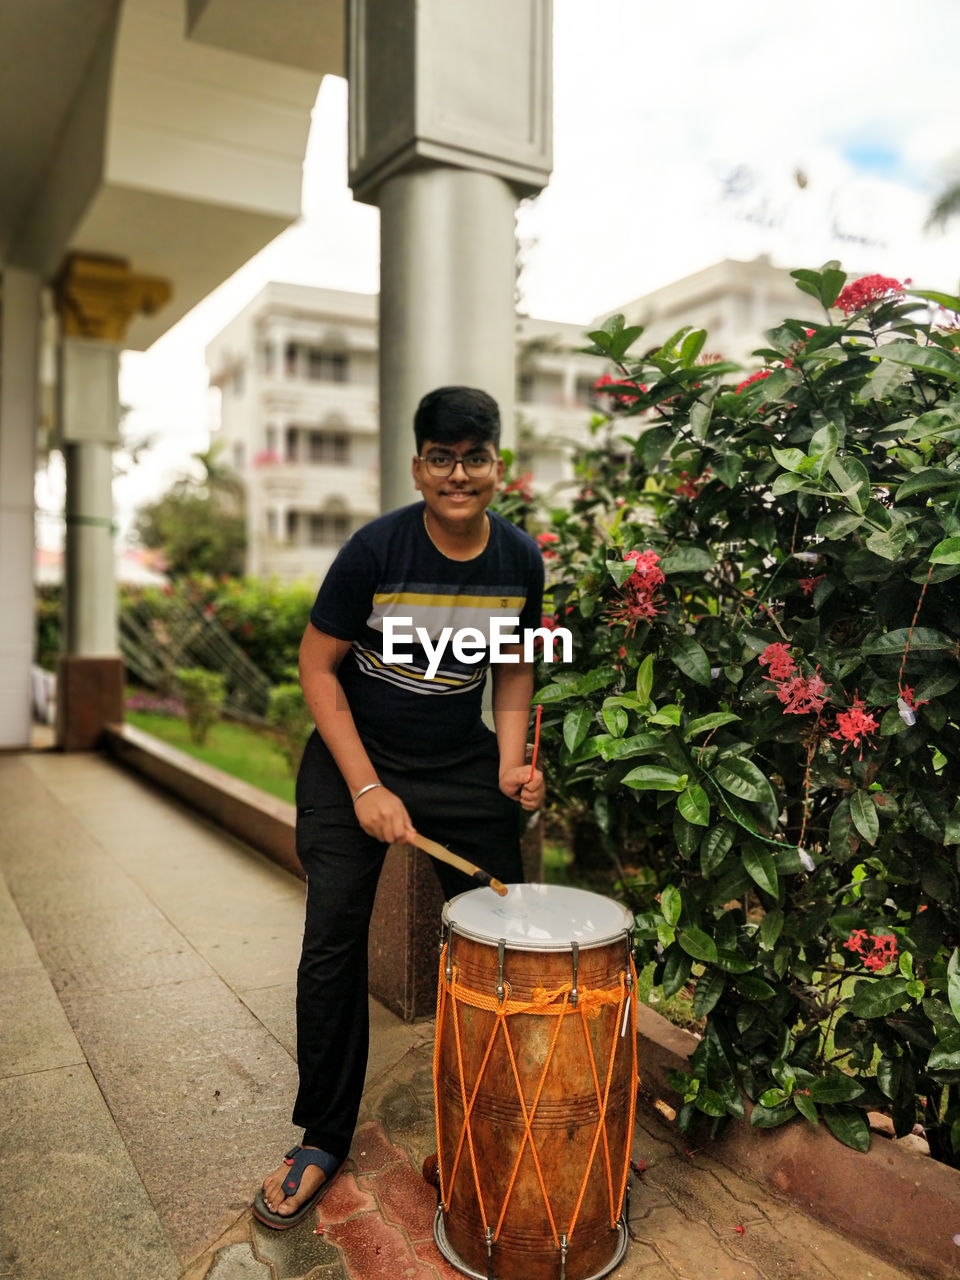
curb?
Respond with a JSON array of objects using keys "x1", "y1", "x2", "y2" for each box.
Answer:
[{"x1": 635, "y1": 1004, "x2": 960, "y2": 1280}]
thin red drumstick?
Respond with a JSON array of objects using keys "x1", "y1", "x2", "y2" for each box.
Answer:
[{"x1": 528, "y1": 703, "x2": 543, "y2": 783}]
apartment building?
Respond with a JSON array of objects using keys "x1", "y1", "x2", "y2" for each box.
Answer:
[{"x1": 206, "y1": 257, "x2": 803, "y2": 581}]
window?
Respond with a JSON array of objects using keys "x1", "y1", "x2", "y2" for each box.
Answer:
[
  {"x1": 230, "y1": 365, "x2": 245, "y2": 395},
  {"x1": 518, "y1": 372, "x2": 534, "y2": 403},
  {"x1": 285, "y1": 342, "x2": 298, "y2": 377},
  {"x1": 308, "y1": 431, "x2": 349, "y2": 464},
  {"x1": 285, "y1": 427, "x2": 299, "y2": 462},
  {"x1": 233, "y1": 441, "x2": 245, "y2": 470},
  {"x1": 307, "y1": 349, "x2": 349, "y2": 382},
  {"x1": 575, "y1": 375, "x2": 600, "y2": 407},
  {"x1": 307, "y1": 513, "x2": 351, "y2": 546}
]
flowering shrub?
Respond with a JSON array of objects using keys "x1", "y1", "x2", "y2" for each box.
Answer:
[{"x1": 533, "y1": 265, "x2": 960, "y2": 1161}]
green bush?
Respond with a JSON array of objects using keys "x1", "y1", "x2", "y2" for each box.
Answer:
[
  {"x1": 533, "y1": 266, "x2": 960, "y2": 1163},
  {"x1": 267, "y1": 681, "x2": 314, "y2": 775},
  {"x1": 176, "y1": 667, "x2": 227, "y2": 745}
]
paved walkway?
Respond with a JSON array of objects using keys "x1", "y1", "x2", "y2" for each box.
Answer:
[{"x1": 0, "y1": 748, "x2": 916, "y2": 1280}]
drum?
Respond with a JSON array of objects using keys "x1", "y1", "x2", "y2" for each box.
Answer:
[{"x1": 433, "y1": 884, "x2": 637, "y2": 1280}]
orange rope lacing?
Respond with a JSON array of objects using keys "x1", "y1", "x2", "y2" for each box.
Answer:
[{"x1": 433, "y1": 947, "x2": 638, "y2": 1250}]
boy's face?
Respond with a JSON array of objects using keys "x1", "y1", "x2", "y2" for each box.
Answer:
[{"x1": 412, "y1": 438, "x2": 503, "y2": 523}]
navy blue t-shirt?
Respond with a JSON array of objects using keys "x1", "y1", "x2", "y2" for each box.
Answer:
[{"x1": 309, "y1": 502, "x2": 544, "y2": 759}]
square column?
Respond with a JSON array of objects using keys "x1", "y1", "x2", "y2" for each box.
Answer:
[
  {"x1": 348, "y1": 0, "x2": 553, "y2": 512},
  {"x1": 0, "y1": 268, "x2": 42, "y2": 749}
]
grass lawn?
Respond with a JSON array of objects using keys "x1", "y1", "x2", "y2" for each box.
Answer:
[{"x1": 126, "y1": 710, "x2": 296, "y2": 804}]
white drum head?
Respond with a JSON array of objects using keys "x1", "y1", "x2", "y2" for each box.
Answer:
[{"x1": 443, "y1": 883, "x2": 634, "y2": 951}]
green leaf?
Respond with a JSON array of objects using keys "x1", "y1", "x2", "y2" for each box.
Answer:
[
  {"x1": 947, "y1": 949, "x2": 960, "y2": 1025},
  {"x1": 712, "y1": 755, "x2": 777, "y2": 808},
  {"x1": 700, "y1": 823, "x2": 735, "y2": 876},
  {"x1": 819, "y1": 265, "x2": 846, "y2": 307},
  {"x1": 574, "y1": 666, "x2": 620, "y2": 695},
  {"x1": 876, "y1": 1056, "x2": 902, "y2": 1101},
  {"x1": 562, "y1": 707, "x2": 593, "y2": 754},
  {"x1": 807, "y1": 1074, "x2": 864, "y2": 1104},
  {"x1": 822, "y1": 1106, "x2": 871, "y2": 1153},
  {"x1": 621, "y1": 765, "x2": 688, "y2": 792},
  {"x1": 668, "y1": 635, "x2": 712, "y2": 686},
  {"x1": 678, "y1": 784, "x2": 711, "y2": 827},
  {"x1": 742, "y1": 846, "x2": 779, "y2": 898},
  {"x1": 694, "y1": 1087, "x2": 727, "y2": 1117},
  {"x1": 750, "y1": 1102, "x2": 794, "y2": 1129},
  {"x1": 928, "y1": 1029, "x2": 960, "y2": 1074},
  {"x1": 860, "y1": 627, "x2": 955, "y2": 655},
  {"x1": 684, "y1": 712, "x2": 741, "y2": 740},
  {"x1": 534, "y1": 682, "x2": 577, "y2": 704},
  {"x1": 817, "y1": 510, "x2": 864, "y2": 540},
  {"x1": 598, "y1": 732, "x2": 661, "y2": 761},
  {"x1": 896, "y1": 467, "x2": 960, "y2": 502},
  {"x1": 661, "y1": 945, "x2": 693, "y2": 998},
  {"x1": 792, "y1": 1092, "x2": 819, "y2": 1125},
  {"x1": 712, "y1": 452, "x2": 742, "y2": 488},
  {"x1": 660, "y1": 545, "x2": 714, "y2": 574},
  {"x1": 680, "y1": 327, "x2": 707, "y2": 367},
  {"x1": 758, "y1": 908, "x2": 784, "y2": 951},
  {"x1": 693, "y1": 968, "x2": 726, "y2": 1018},
  {"x1": 849, "y1": 791, "x2": 879, "y2": 845},
  {"x1": 876, "y1": 341, "x2": 960, "y2": 384},
  {"x1": 772, "y1": 446, "x2": 806, "y2": 472},
  {"x1": 847, "y1": 977, "x2": 910, "y2": 1018},
  {"x1": 602, "y1": 703, "x2": 629, "y2": 738},
  {"x1": 931, "y1": 537, "x2": 960, "y2": 565},
  {"x1": 827, "y1": 456, "x2": 871, "y2": 514},
  {"x1": 648, "y1": 703, "x2": 681, "y2": 726},
  {"x1": 636, "y1": 654, "x2": 654, "y2": 702},
  {"x1": 660, "y1": 884, "x2": 682, "y2": 928},
  {"x1": 678, "y1": 927, "x2": 718, "y2": 964},
  {"x1": 735, "y1": 974, "x2": 776, "y2": 1000}
]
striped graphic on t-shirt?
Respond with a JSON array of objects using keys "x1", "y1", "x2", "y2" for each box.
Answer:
[{"x1": 353, "y1": 581, "x2": 528, "y2": 696}]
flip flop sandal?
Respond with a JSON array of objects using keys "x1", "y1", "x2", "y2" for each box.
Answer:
[{"x1": 253, "y1": 1146, "x2": 343, "y2": 1229}]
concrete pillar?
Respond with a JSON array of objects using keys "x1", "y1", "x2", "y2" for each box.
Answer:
[
  {"x1": 347, "y1": 0, "x2": 553, "y2": 1018},
  {"x1": 0, "y1": 267, "x2": 42, "y2": 750},
  {"x1": 348, "y1": 0, "x2": 553, "y2": 514},
  {"x1": 377, "y1": 169, "x2": 518, "y2": 511},
  {"x1": 52, "y1": 253, "x2": 170, "y2": 750}
]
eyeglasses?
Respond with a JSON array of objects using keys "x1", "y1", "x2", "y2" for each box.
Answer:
[{"x1": 418, "y1": 449, "x2": 497, "y2": 478}]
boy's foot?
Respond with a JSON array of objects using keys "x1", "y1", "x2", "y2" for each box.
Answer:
[{"x1": 254, "y1": 1145, "x2": 342, "y2": 1228}]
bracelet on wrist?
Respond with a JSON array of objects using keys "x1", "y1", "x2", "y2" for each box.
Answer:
[{"x1": 351, "y1": 781, "x2": 382, "y2": 805}]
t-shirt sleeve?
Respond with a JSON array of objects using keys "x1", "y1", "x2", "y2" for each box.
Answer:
[
  {"x1": 518, "y1": 541, "x2": 545, "y2": 634},
  {"x1": 309, "y1": 533, "x2": 379, "y2": 640}
]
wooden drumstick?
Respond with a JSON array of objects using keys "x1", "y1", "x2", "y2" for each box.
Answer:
[{"x1": 410, "y1": 831, "x2": 508, "y2": 896}]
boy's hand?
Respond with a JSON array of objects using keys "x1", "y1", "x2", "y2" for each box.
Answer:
[
  {"x1": 354, "y1": 786, "x2": 416, "y2": 844},
  {"x1": 500, "y1": 765, "x2": 544, "y2": 812}
]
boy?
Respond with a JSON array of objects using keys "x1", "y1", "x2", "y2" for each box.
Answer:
[{"x1": 255, "y1": 386, "x2": 545, "y2": 1227}]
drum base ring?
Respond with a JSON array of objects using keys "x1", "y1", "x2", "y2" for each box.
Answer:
[{"x1": 433, "y1": 1207, "x2": 629, "y2": 1280}]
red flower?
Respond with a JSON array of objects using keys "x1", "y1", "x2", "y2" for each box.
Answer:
[
  {"x1": 775, "y1": 670, "x2": 829, "y2": 715},
  {"x1": 799, "y1": 575, "x2": 824, "y2": 596},
  {"x1": 536, "y1": 531, "x2": 559, "y2": 547},
  {"x1": 844, "y1": 930, "x2": 898, "y2": 972},
  {"x1": 735, "y1": 368, "x2": 773, "y2": 395},
  {"x1": 594, "y1": 373, "x2": 647, "y2": 406},
  {"x1": 607, "y1": 549, "x2": 665, "y2": 634},
  {"x1": 503, "y1": 471, "x2": 534, "y2": 502},
  {"x1": 834, "y1": 274, "x2": 906, "y2": 315},
  {"x1": 675, "y1": 467, "x2": 712, "y2": 498},
  {"x1": 759, "y1": 643, "x2": 795, "y2": 681},
  {"x1": 831, "y1": 696, "x2": 879, "y2": 756}
]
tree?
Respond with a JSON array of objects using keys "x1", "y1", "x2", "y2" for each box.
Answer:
[{"x1": 134, "y1": 441, "x2": 245, "y2": 577}]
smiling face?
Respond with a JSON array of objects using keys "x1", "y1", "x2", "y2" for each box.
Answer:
[{"x1": 412, "y1": 438, "x2": 504, "y2": 529}]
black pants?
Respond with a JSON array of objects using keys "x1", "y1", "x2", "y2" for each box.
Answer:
[{"x1": 291, "y1": 730, "x2": 524, "y2": 1159}]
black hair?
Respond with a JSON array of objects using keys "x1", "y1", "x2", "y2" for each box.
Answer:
[{"x1": 413, "y1": 386, "x2": 501, "y2": 452}]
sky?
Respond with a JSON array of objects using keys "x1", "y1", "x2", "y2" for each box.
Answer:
[{"x1": 52, "y1": 0, "x2": 960, "y2": 545}]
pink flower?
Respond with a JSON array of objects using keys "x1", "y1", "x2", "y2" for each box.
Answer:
[
  {"x1": 775, "y1": 670, "x2": 829, "y2": 715},
  {"x1": 831, "y1": 696, "x2": 879, "y2": 756},
  {"x1": 834, "y1": 274, "x2": 906, "y2": 315},
  {"x1": 536, "y1": 531, "x2": 559, "y2": 547},
  {"x1": 759, "y1": 643, "x2": 796, "y2": 681}
]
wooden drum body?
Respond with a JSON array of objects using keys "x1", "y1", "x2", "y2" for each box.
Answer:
[{"x1": 433, "y1": 884, "x2": 637, "y2": 1280}]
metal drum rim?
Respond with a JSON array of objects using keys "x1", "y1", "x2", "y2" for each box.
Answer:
[
  {"x1": 441, "y1": 883, "x2": 634, "y2": 952},
  {"x1": 433, "y1": 1206, "x2": 629, "y2": 1280}
]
